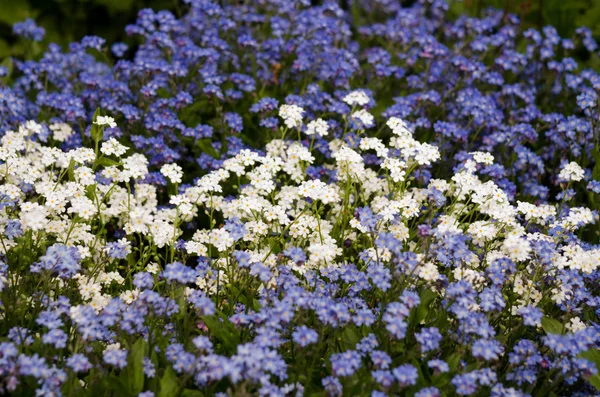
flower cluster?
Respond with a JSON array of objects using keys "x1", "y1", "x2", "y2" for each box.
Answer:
[{"x1": 2, "y1": 0, "x2": 600, "y2": 396}]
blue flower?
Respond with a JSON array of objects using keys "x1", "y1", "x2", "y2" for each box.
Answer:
[
  {"x1": 392, "y1": 364, "x2": 418, "y2": 386},
  {"x1": 415, "y1": 327, "x2": 442, "y2": 353},
  {"x1": 331, "y1": 350, "x2": 362, "y2": 376},
  {"x1": 162, "y1": 262, "x2": 197, "y2": 284},
  {"x1": 472, "y1": 339, "x2": 504, "y2": 361},
  {"x1": 31, "y1": 244, "x2": 81, "y2": 279},
  {"x1": 103, "y1": 349, "x2": 128, "y2": 369},
  {"x1": 292, "y1": 326, "x2": 318, "y2": 347},
  {"x1": 13, "y1": 19, "x2": 45, "y2": 41},
  {"x1": 67, "y1": 354, "x2": 92, "y2": 373},
  {"x1": 105, "y1": 240, "x2": 131, "y2": 259},
  {"x1": 587, "y1": 180, "x2": 600, "y2": 194},
  {"x1": 415, "y1": 387, "x2": 441, "y2": 397},
  {"x1": 518, "y1": 306, "x2": 543, "y2": 326}
]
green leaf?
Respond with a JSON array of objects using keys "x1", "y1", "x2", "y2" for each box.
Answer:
[
  {"x1": 447, "y1": 352, "x2": 461, "y2": 372},
  {"x1": 147, "y1": 350, "x2": 160, "y2": 392},
  {"x1": 0, "y1": 57, "x2": 13, "y2": 80},
  {"x1": 196, "y1": 139, "x2": 220, "y2": 159},
  {"x1": 580, "y1": 348, "x2": 600, "y2": 390},
  {"x1": 67, "y1": 158, "x2": 76, "y2": 182},
  {"x1": 127, "y1": 338, "x2": 147, "y2": 395},
  {"x1": 589, "y1": 374, "x2": 600, "y2": 391},
  {"x1": 201, "y1": 314, "x2": 239, "y2": 352},
  {"x1": 106, "y1": 374, "x2": 131, "y2": 397},
  {"x1": 541, "y1": 316, "x2": 564, "y2": 334},
  {"x1": 0, "y1": 0, "x2": 33, "y2": 25},
  {"x1": 95, "y1": 157, "x2": 120, "y2": 168},
  {"x1": 181, "y1": 390, "x2": 205, "y2": 397},
  {"x1": 592, "y1": 147, "x2": 600, "y2": 180},
  {"x1": 158, "y1": 367, "x2": 179, "y2": 397},
  {"x1": 341, "y1": 326, "x2": 361, "y2": 348},
  {"x1": 415, "y1": 288, "x2": 438, "y2": 323},
  {"x1": 90, "y1": 107, "x2": 103, "y2": 143},
  {"x1": 579, "y1": 348, "x2": 600, "y2": 368}
]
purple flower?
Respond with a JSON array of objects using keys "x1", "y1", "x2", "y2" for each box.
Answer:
[
  {"x1": 292, "y1": 326, "x2": 318, "y2": 347},
  {"x1": 105, "y1": 240, "x2": 131, "y2": 259},
  {"x1": 31, "y1": 244, "x2": 81, "y2": 279},
  {"x1": 331, "y1": 350, "x2": 362, "y2": 376},
  {"x1": 428, "y1": 359, "x2": 449, "y2": 373},
  {"x1": 322, "y1": 376, "x2": 342, "y2": 396},
  {"x1": 588, "y1": 180, "x2": 600, "y2": 194},
  {"x1": 472, "y1": 339, "x2": 504, "y2": 361},
  {"x1": 67, "y1": 354, "x2": 92, "y2": 373},
  {"x1": 103, "y1": 348, "x2": 128, "y2": 369},
  {"x1": 392, "y1": 364, "x2": 418, "y2": 386},
  {"x1": 518, "y1": 306, "x2": 543, "y2": 327},
  {"x1": 415, "y1": 327, "x2": 442, "y2": 353},
  {"x1": 13, "y1": 19, "x2": 45, "y2": 41},
  {"x1": 415, "y1": 387, "x2": 441, "y2": 397},
  {"x1": 162, "y1": 262, "x2": 197, "y2": 284}
]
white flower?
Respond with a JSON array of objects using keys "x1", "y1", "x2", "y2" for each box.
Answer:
[
  {"x1": 387, "y1": 117, "x2": 413, "y2": 136},
  {"x1": 94, "y1": 116, "x2": 117, "y2": 128},
  {"x1": 49, "y1": 123, "x2": 74, "y2": 142},
  {"x1": 381, "y1": 158, "x2": 406, "y2": 182},
  {"x1": 298, "y1": 179, "x2": 340, "y2": 204},
  {"x1": 565, "y1": 317, "x2": 587, "y2": 332},
  {"x1": 413, "y1": 142, "x2": 440, "y2": 166},
  {"x1": 146, "y1": 263, "x2": 161, "y2": 274},
  {"x1": 351, "y1": 109, "x2": 374, "y2": 128},
  {"x1": 503, "y1": 235, "x2": 531, "y2": 262},
  {"x1": 20, "y1": 202, "x2": 48, "y2": 231},
  {"x1": 209, "y1": 228, "x2": 234, "y2": 252},
  {"x1": 305, "y1": 119, "x2": 329, "y2": 136},
  {"x1": 279, "y1": 104, "x2": 304, "y2": 129},
  {"x1": 69, "y1": 197, "x2": 98, "y2": 220},
  {"x1": 69, "y1": 148, "x2": 96, "y2": 165},
  {"x1": 160, "y1": 163, "x2": 183, "y2": 184},
  {"x1": 120, "y1": 153, "x2": 149, "y2": 181},
  {"x1": 75, "y1": 166, "x2": 96, "y2": 186},
  {"x1": 471, "y1": 151, "x2": 494, "y2": 165},
  {"x1": 359, "y1": 137, "x2": 388, "y2": 158},
  {"x1": 342, "y1": 90, "x2": 370, "y2": 106},
  {"x1": 418, "y1": 262, "x2": 440, "y2": 281},
  {"x1": 101, "y1": 138, "x2": 129, "y2": 157},
  {"x1": 558, "y1": 161, "x2": 584, "y2": 182},
  {"x1": 25, "y1": 120, "x2": 43, "y2": 134}
]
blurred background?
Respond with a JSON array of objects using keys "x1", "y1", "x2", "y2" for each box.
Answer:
[{"x1": 0, "y1": 0, "x2": 599, "y2": 59}]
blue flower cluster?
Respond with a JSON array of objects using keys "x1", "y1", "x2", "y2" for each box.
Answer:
[{"x1": 2, "y1": 0, "x2": 600, "y2": 396}]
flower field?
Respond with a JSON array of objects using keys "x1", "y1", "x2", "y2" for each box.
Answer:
[{"x1": 2, "y1": 0, "x2": 600, "y2": 396}]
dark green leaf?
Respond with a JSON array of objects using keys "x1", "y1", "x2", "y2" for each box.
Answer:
[
  {"x1": 592, "y1": 147, "x2": 600, "y2": 180},
  {"x1": 196, "y1": 139, "x2": 220, "y2": 159},
  {"x1": 589, "y1": 374, "x2": 600, "y2": 391},
  {"x1": 341, "y1": 326, "x2": 361, "y2": 348},
  {"x1": 181, "y1": 390, "x2": 205, "y2": 397},
  {"x1": 107, "y1": 374, "x2": 132, "y2": 397},
  {"x1": 447, "y1": 352, "x2": 461, "y2": 372},
  {"x1": 201, "y1": 314, "x2": 239, "y2": 352},
  {"x1": 127, "y1": 338, "x2": 147, "y2": 395},
  {"x1": 158, "y1": 367, "x2": 179, "y2": 397},
  {"x1": 95, "y1": 157, "x2": 120, "y2": 167},
  {"x1": 67, "y1": 158, "x2": 75, "y2": 182},
  {"x1": 541, "y1": 316, "x2": 564, "y2": 334},
  {"x1": 579, "y1": 348, "x2": 600, "y2": 368},
  {"x1": 90, "y1": 108, "x2": 103, "y2": 142},
  {"x1": 415, "y1": 288, "x2": 438, "y2": 323}
]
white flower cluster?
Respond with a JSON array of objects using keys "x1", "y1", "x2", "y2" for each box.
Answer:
[
  {"x1": 279, "y1": 104, "x2": 305, "y2": 129},
  {"x1": 558, "y1": 161, "x2": 585, "y2": 182},
  {"x1": 1, "y1": 113, "x2": 597, "y2": 327}
]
